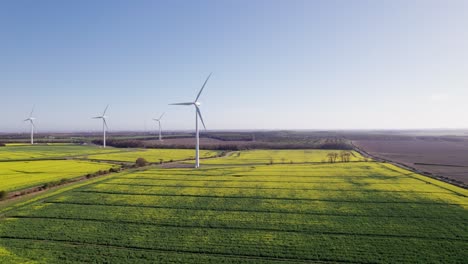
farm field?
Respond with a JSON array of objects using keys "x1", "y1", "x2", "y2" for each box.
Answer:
[
  {"x1": 0, "y1": 144, "x2": 119, "y2": 161},
  {"x1": 0, "y1": 150, "x2": 466, "y2": 263},
  {"x1": 0, "y1": 160, "x2": 116, "y2": 192},
  {"x1": 0, "y1": 145, "x2": 220, "y2": 197},
  {"x1": 86, "y1": 149, "x2": 220, "y2": 163},
  {"x1": 200, "y1": 149, "x2": 365, "y2": 165},
  {"x1": 354, "y1": 136, "x2": 468, "y2": 184},
  {"x1": 0, "y1": 144, "x2": 220, "y2": 164}
]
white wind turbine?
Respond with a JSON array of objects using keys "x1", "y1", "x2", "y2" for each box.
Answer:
[
  {"x1": 24, "y1": 107, "x2": 36, "y2": 145},
  {"x1": 170, "y1": 73, "x2": 211, "y2": 168},
  {"x1": 153, "y1": 112, "x2": 165, "y2": 141},
  {"x1": 92, "y1": 105, "x2": 109, "y2": 148}
]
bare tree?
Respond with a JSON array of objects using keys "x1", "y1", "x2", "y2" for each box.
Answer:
[
  {"x1": 340, "y1": 151, "x2": 352, "y2": 162},
  {"x1": 344, "y1": 152, "x2": 351, "y2": 162},
  {"x1": 327, "y1": 152, "x2": 338, "y2": 163}
]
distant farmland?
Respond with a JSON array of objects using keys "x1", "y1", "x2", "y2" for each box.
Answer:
[{"x1": 353, "y1": 136, "x2": 468, "y2": 185}]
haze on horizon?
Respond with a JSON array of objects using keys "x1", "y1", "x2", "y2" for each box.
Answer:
[{"x1": 1, "y1": 0, "x2": 467, "y2": 133}]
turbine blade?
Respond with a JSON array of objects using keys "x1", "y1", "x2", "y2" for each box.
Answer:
[
  {"x1": 196, "y1": 106, "x2": 206, "y2": 130},
  {"x1": 31, "y1": 120, "x2": 35, "y2": 128},
  {"x1": 30, "y1": 106, "x2": 35, "y2": 117},
  {"x1": 92, "y1": 116, "x2": 102, "y2": 119},
  {"x1": 103, "y1": 119, "x2": 108, "y2": 129},
  {"x1": 159, "y1": 112, "x2": 165, "y2": 120},
  {"x1": 102, "y1": 105, "x2": 109, "y2": 116},
  {"x1": 24, "y1": 119, "x2": 30, "y2": 122},
  {"x1": 169, "y1": 102, "x2": 193, "y2": 106},
  {"x1": 195, "y1": 72, "x2": 212, "y2": 102}
]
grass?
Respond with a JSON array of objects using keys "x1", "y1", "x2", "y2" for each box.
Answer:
[
  {"x1": 0, "y1": 160, "x2": 116, "y2": 192},
  {"x1": 0, "y1": 149, "x2": 466, "y2": 263}
]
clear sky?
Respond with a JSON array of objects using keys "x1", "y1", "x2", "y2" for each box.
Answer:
[{"x1": 1, "y1": 0, "x2": 467, "y2": 132}]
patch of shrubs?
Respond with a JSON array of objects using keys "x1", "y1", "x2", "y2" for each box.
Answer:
[
  {"x1": 92, "y1": 139, "x2": 144, "y2": 148},
  {"x1": 0, "y1": 190, "x2": 8, "y2": 200},
  {"x1": 86, "y1": 169, "x2": 117, "y2": 179},
  {"x1": 41, "y1": 178, "x2": 69, "y2": 190},
  {"x1": 136, "y1": 157, "x2": 148, "y2": 167},
  {"x1": 0, "y1": 143, "x2": 5, "y2": 147}
]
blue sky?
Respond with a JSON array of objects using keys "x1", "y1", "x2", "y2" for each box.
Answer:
[{"x1": 1, "y1": 0, "x2": 467, "y2": 132}]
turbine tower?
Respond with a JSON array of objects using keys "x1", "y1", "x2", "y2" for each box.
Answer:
[
  {"x1": 153, "y1": 113, "x2": 165, "y2": 141},
  {"x1": 170, "y1": 73, "x2": 211, "y2": 168},
  {"x1": 92, "y1": 105, "x2": 109, "y2": 148},
  {"x1": 24, "y1": 107, "x2": 36, "y2": 145}
]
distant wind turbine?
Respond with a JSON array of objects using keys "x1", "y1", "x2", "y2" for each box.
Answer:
[
  {"x1": 153, "y1": 112, "x2": 165, "y2": 141},
  {"x1": 92, "y1": 105, "x2": 109, "y2": 148},
  {"x1": 170, "y1": 73, "x2": 211, "y2": 168},
  {"x1": 23, "y1": 107, "x2": 36, "y2": 145}
]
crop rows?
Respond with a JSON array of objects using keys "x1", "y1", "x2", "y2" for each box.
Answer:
[
  {"x1": 48, "y1": 191, "x2": 468, "y2": 219},
  {"x1": 0, "y1": 160, "x2": 116, "y2": 192},
  {"x1": 0, "y1": 150, "x2": 467, "y2": 263},
  {"x1": 9, "y1": 202, "x2": 467, "y2": 240},
  {"x1": 1, "y1": 217, "x2": 466, "y2": 263}
]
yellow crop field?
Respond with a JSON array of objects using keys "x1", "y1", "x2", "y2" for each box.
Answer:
[
  {"x1": 86, "y1": 148, "x2": 220, "y2": 163},
  {"x1": 200, "y1": 149, "x2": 365, "y2": 165},
  {"x1": 0, "y1": 160, "x2": 116, "y2": 192},
  {"x1": 0, "y1": 145, "x2": 118, "y2": 161}
]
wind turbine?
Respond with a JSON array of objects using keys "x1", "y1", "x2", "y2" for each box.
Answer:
[
  {"x1": 92, "y1": 105, "x2": 109, "y2": 148},
  {"x1": 153, "y1": 112, "x2": 165, "y2": 141},
  {"x1": 170, "y1": 73, "x2": 211, "y2": 168},
  {"x1": 24, "y1": 107, "x2": 36, "y2": 145}
]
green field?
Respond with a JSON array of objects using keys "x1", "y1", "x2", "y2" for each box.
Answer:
[
  {"x1": 199, "y1": 149, "x2": 365, "y2": 165},
  {"x1": 0, "y1": 144, "x2": 118, "y2": 161},
  {"x1": 86, "y1": 149, "x2": 220, "y2": 163},
  {"x1": 0, "y1": 160, "x2": 116, "y2": 192},
  {"x1": 0, "y1": 149, "x2": 466, "y2": 263}
]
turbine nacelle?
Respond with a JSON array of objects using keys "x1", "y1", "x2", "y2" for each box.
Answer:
[{"x1": 153, "y1": 112, "x2": 165, "y2": 122}]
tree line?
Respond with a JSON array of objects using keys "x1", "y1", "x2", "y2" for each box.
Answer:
[
  {"x1": 91, "y1": 139, "x2": 353, "y2": 151},
  {"x1": 326, "y1": 151, "x2": 353, "y2": 163}
]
